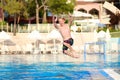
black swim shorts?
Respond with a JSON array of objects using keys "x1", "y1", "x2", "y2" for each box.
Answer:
[{"x1": 63, "y1": 38, "x2": 74, "y2": 53}]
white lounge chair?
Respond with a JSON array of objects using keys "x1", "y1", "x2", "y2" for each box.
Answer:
[{"x1": 0, "y1": 45, "x2": 9, "y2": 54}]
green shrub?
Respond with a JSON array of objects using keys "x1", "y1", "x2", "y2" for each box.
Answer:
[{"x1": 0, "y1": 21, "x2": 7, "y2": 25}]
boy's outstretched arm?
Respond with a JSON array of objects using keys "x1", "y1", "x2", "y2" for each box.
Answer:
[
  {"x1": 68, "y1": 13, "x2": 74, "y2": 27},
  {"x1": 52, "y1": 15, "x2": 58, "y2": 29}
]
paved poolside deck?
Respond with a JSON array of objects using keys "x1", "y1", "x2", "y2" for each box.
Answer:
[{"x1": 0, "y1": 53, "x2": 119, "y2": 63}]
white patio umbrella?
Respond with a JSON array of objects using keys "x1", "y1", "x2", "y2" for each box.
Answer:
[
  {"x1": 28, "y1": 30, "x2": 42, "y2": 53},
  {"x1": 47, "y1": 29, "x2": 62, "y2": 39},
  {"x1": 93, "y1": 29, "x2": 98, "y2": 42},
  {"x1": 0, "y1": 31, "x2": 10, "y2": 54},
  {"x1": 72, "y1": 10, "x2": 92, "y2": 18},
  {"x1": 106, "y1": 29, "x2": 111, "y2": 41},
  {"x1": 28, "y1": 30, "x2": 41, "y2": 40},
  {"x1": 106, "y1": 29, "x2": 111, "y2": 51},
  {"x1": 47, "y1": 29, "x2": 62, "y2": 53},
  {"x1": 97, "y1": 30, "x2": 106, "y2": 45},
  {"x1": 0, "y1": 31, "x2": 10, "y2": 40},
  {"x1": 97, "y1": 30, "x2": 106, "y2": 41}
]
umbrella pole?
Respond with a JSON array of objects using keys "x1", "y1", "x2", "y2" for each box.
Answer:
[
  {"x1": 53, "y1": 39, "x2": 56, "y2": 54},
  {"x1": 3, "y1": 40, "x2": 5, "y2": 54}
]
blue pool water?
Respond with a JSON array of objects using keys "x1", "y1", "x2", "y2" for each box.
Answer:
[
  {"x1": 0, "y1": 61, "x2": 120, "y2": 80},
  {"x1": 0, "y1": 54, "x2": 120, "y2": 80}
]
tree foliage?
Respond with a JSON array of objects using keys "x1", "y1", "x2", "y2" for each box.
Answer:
[
  {"x1": 0, "y1": 0, "x2": 28, "y2": 35},
  {"x1": 26, "y1": 0, "x2": 36, "y2": 17},
  {"x1": 47, "y1": 0, "x2": 75, "y2": 15},
  {"x1": 3, "y1": 0, "x2": 23, "y2": 15}
]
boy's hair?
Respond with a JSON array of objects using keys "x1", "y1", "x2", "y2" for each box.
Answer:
[
  {"x1": 58, "y1": 17, "x2": 66, "y2": 22},
  {"x1": 61, "y1": 18, "x2": 66, "y2": 21}
]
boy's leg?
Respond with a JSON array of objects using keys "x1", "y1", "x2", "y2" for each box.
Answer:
[
  {"x1": 64, "y1": 50, "x2": 79, "y2": 58},
  {"x1": 63, "y1": 42, "x2": 74, "y2": 51},
  {"x1": 63, "y1": 42, "x2": 79, "y2": 58}
]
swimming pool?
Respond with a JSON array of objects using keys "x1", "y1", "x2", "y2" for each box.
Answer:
[{"x1": 0, "y1": 54, "x2": 120, "y2": 80}]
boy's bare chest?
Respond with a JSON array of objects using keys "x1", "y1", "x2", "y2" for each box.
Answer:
[{"x1": 59, "y1": 27, "x2": 69, "y2": 33}]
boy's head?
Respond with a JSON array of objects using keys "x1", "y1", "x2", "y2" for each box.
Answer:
[{"x1": 58, "y1": 17, "x2": 66, "y2": 24}]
